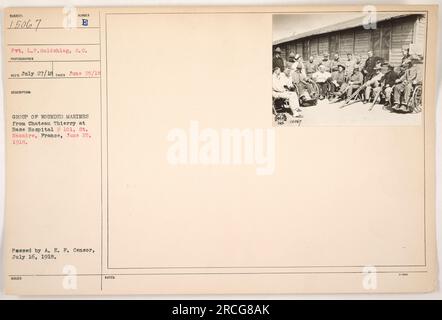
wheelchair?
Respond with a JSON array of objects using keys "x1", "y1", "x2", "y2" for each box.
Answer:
[
  {"x1": 385, "y1": 81, "x2": 423, "y2": 113},
  {"x1": 408, "y1": 81, "x2": 423, "y2": 113},
  {"x1": 293, "y1": 80, "x2": 319, "y2": 106},
  {"x1": 368, "y1": 81, "x2": 422, "y2": 113},
  {"x1": 327, "y1": 81, "x2": 343, "y2": 100},
  {"x1": 315, "y1": 80, "x2": 334, "y2": 100}
]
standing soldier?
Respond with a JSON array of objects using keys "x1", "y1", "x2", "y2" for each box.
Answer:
[
  {"x1": 401, "y1": 45, "x2": 411, "y2": 66},
  {"x1": 362, "y1": 50, "x2": 381, "y2": 81},
  {"x1": 291, "y1": 53, "x2": 305, "y2": 75},
  {"x1": 321, "y1": 52, "x2": 332, "y2": 72},
  {"x1": 286, "y1": 52, "x2": 296, "y2": 69},
  {"x1": 330, "y1": 53, "x2": 341, "y2": 72},
  {"x1": 304, "y1": 56, "x2": 317, "y2": 78},
  {"x1": 345, "y1": 52, "x2": 355, "y2": 77},
  {"x1": 273, "y1": 47, "x2": 285, "y2": 73},
  {"x1": 354, "y1": 55, "x2": 362, "y2": 71}
]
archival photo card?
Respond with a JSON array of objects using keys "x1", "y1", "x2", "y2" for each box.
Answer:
[{"x1": 272, "y1": 12, "x2": 427, "y2": 126}]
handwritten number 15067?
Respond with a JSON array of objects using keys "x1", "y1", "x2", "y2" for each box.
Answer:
[{"x1": 9, "y1": 19, "x2": 42, "y2": 31}]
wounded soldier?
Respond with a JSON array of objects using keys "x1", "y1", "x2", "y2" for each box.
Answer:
[
  {"x1": 364, "y1": 66, "x2": 384, "y2": 103},
  {"x1": 291, "y1": 64, "x2": 315, "y2": 102},
  {"x1": 378, "y1": 63, "x2": 399, "y2": 108},
  {"x1": 272, "y1": 67, "x2": 302, "y2": 117},
  {"x1": 331, "y1": 65, "x2": 363, "y2": 102},
  {"x1": 393, "y1": 60, "x2": 417, "y2": 112},
  {"x1": 312, "y1": 64, "x2": 331, "y2": 99},
  {"x1": 330, "y1": 64, "x2": 346, "y2": 96},
  {"x1": 280, "y1": 67, "x2": 295, "y2": 91}
]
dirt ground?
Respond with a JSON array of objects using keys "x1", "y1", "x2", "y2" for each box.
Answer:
[{"x1": 274, "y1": 98, "x2": 423, "y2": 127}]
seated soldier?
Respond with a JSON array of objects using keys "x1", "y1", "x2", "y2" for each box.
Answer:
[
  {"x1": 364, "y1": 66, "x2": 384, "y2": 104},
  {"x1": 393, "y1": 60, "x2": 417, "y2": 112},
  {"x1": 312, "y1": 64, "x2": 331, "y2": 100},
  {"x1": 332, "y1": 65, "x2": 363, "y2": 102},
  {"x1": 378, "y1": 63, "x2": 399, "y2": 108},
  {"x1": 280, "y1": 67, "x2": 295, "y2": 91},
  {"x1": 291, "y1": 64, "x2": 315, "y2": 102},
  {"x1": 272, "y1": 67, "x2": 302, "y2": 118},
  {"x1": 329, "y1": 64, "x2": 346, "y2": 97},
  {"x1": 329, "y1": 66, "x2": 339, "y2": 94}
]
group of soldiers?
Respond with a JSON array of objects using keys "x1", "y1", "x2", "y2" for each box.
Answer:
[{"x1": 272, "y1": 45, "x2": 420, "y2": 117}]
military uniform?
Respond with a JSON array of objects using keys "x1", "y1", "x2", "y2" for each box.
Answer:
[
  {"x1": 321, "y1": 58, "x2": 332, "y2": 72},
  {"x1": 304, "y1": 60, "x2": 317, "y2": 77},
  {"x1": 365, "y1": 70, "x2": 384, "y2": 102},
  {"x1": 273, "y1": 56, "x2": 285, "y2": 72},
  {"x1": 394, "y1": 65, "x2": 417, "y2": 106},
  {"x1": 345, "y1": 58, "x2": 356, "y2": 77},
  {"x1": 401, "y1": 53, "x2": 411, "y2": 66},
  {"x1": 342, "y1": 69, "x2": 363, "y2": 98},
  {"x1": 330, "y1": 69, "x2": 346, "y2": 95},
  {"x1": 273, "y1": 72, "x2": 300, "y2": 114},
  {"x1": 292, "y1": 70, "x2": 314, "y2": 99},
  {"x1": 363, "y1": 56, "x2": 381, "y2": 80},
  {"x1": 380, "y1": 69, "x2": 399, "y2": 105},
  {"x1": 330, "y1": 58, "x2": 341, "y2": 73},
  {"x1": 312, "y1": 69, "x2": 332, "y2": 98}
]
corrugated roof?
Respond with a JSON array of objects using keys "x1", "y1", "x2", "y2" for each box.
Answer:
[{"x1": 273, "y1": 12, "x2": 419, "y2": 45}]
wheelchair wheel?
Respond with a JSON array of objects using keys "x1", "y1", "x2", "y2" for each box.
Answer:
[
  {"x1": 324, "y1": 81, "x2": 334, "y2": 99},
  {"x1": 411, "y1": 84, "x2": 423, "y2": 113},
  {"x1": 311, "y1": 81, "x2": 320, "y2": 99},
  {"x1": 293, "y1": 84, "x2": 300, "y2": 97},
  {"x1": 294, "y1": 83, "x2": 314, "y2": 107}
]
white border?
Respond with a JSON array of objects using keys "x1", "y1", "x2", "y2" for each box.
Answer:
[{"x1": 0, "y1": 0, "x2": 440, "y2": 300}]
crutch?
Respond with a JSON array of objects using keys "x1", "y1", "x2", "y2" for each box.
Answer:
[
  {"x1": 369, "y1": 89, "x2": 382, "y2": 111},
  {"x1": 340, "y1": 83, "x2": 366, "y2": 108}
]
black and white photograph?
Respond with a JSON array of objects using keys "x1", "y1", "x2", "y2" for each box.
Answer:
[
  {"x1": 0, "y1": 1, "x2": 440, "y2": 302},
  {"x1": 272, "y1": 12, "x2": 427, "y2": 126}
]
